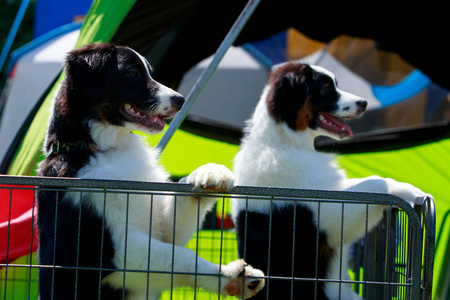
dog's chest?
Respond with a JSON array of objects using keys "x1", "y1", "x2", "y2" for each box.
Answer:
[
  {"x1": 235, "y1": 146, "x2": 345, "y2": 189},
  {"x1": 78, "y1": 140, "x2": 168, "y2": 183}
]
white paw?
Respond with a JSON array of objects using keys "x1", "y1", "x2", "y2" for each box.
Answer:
[
  {"x1": 187, "y1": 163, "x2": 235, "y2": 192},
  {"x1": 391, "y1": 181, "x2": 432, "y2": 207},
  {"x1": 221, "y1": 259, "x2": 265, "y2": 299}
]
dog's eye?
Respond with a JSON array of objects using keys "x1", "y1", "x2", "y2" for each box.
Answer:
[
  {"x1": 127, "y1": 68, "x2": 140, "y2": 78},
  {"x1": 323, "y1": 84, "x2": 333, "y2": 93}
]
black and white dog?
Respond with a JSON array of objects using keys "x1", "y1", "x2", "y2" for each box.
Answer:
[
  {"x1": 232, "y1": 62, "x2": 429, "y2": 299},
  {"x1": 37, "y1": 43, "x2": 264, "y2": 300}
]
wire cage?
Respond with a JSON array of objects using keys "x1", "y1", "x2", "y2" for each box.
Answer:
[{"x1": 0, "y1": 175, "x2": 435, "y2": 300}]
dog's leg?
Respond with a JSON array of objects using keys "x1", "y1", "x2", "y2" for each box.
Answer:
[
  {"x1": 324, "y1": 244, "x2": 363, "y2": 300},
  {"x1": 108, "y1": 233, "x2": 264, "y2": 298},
  {"x1": 320, "y1": 177, "x2": 430, "y2": 300},
  {"x1": 161, "y1": 163, "x2": 235, "y2": 246},
  {"x1": 128, "y1": 163, "x2": 263, "y2": 297},
  {"x1": 342, "y1": 175, "x2": 430, "y2": 207},
  {"x1": 315, "y1": 200, "x2": 384, "y2": 248},
  {"x1": 319, "y1": 176, "x2": 430, "y2": 247}
]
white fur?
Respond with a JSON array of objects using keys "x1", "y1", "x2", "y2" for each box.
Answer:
[
  {"x1": 40, "y1": 45, "x2": 264, "y2": 299},
  {"x1": 232, "y1": 67, "x2": 430, "y2": 299},
  {"x1": 126, "y1": 46, "x2": 183, "y2": 119},
  {"x1": 311, "y1": 65, "x2": 364, "y2": 119},
  {"x1": 128, "y1": 47, "x2": 152, "y2": 79},
  {"x1": 59, "y1": 120, "x2": 264, "y2": 299}
]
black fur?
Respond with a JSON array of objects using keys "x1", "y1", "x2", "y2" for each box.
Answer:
[
  {"x1": 37, "y1": 190, "x2": 124, "y2": 299},
  {"x1": 235, "y1": 205, "x2": 334, "y2": 300},
  {"x1": 266, "y1": 63, "x2": 340, "y2": 131},
  {"x1": 37, "y1": 43, "x2": 184, "y2": 299}
]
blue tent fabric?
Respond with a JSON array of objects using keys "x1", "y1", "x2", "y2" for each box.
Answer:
[
  {"x1": 6, "y1": 22, "x2": 83, "y2": 74},
  {"x1": 372, "y1": 69, "x2": 432, "y2": 107},
  {"x1": 245, "y1": 36, "x2": 434, "y2": 110},
  {"x1": 34, "y1": 0, "x2": 92, "y2": 38}
]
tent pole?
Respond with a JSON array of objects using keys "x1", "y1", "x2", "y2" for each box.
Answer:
[
  {"x1": 0, "y1": 0, "x2": 32, "y2": 73},
  {"x1": 157, "y1": 0, "x2": 261, "y2": 151}
]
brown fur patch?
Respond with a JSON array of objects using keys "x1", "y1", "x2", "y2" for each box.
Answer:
[
  {"x1": 295, "y1": 97, "x2": 313, "y2": 131},
  {"x1": 319, "y1": 241, "x2": 335, "y2": 260}
]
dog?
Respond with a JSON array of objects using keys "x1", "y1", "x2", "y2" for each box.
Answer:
[
  {"x1": 37, "y1": 43, "x2": 265, "y2": 300},
  {"x1": 231, "y1": 62, "x2": 430, "y2": 300}
]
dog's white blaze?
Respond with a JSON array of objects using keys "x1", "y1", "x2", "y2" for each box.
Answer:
[
  {"x1": 127, "y1": 47, "x2": 182, "y2": 113},
  {"x1": 336, "y1": 88, "x2": 364, "y2": 116},
  {"x1": 128, "y1": 47, "x2": 152, "y2": 79},
  {"x1": 337, "y1": 88, "x2": 360, "y2": 102},
  {"x1": 311, "y1": 65, "x2": 364, "y2": 117},
  {"x1": 157, "y1": 84, "x2": 181, "y2": 104},
  {"x1": 310, "y1": 65, "x2": 337, "y2": 85}
]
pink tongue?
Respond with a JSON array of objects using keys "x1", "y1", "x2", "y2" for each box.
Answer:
[
  {"x1": 322, "y1": 113, "x2": 354, "y2": 136},
  {"x1": 156, "y1": 116, "x2": 165, "y2": 127},
  {"x1": 144, "y1": 116, "x2": 165, "y2": 127}
]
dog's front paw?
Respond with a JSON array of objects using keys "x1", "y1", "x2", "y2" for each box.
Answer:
[
  {"x1": 187, "y1": 163, "x2": 235, "y2": 192},
  {"x1": 390, "y1": 180, "x2": 432, "y2": 207},
  {"x1": 221, "y1": 259, "x2": 265, "y2": 299}
]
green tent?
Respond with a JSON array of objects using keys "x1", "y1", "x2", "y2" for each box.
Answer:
[{"x1": 2, "y1": 0, "x2": 450, "y2": 298}]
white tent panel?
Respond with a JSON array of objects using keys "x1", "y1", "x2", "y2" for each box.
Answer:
[
  {"x1": 177, "y1": 46, "x2": 269, "y2": 129},
  {"x1": 0, "y1": 30, "x2": 80, "y2": 163}
]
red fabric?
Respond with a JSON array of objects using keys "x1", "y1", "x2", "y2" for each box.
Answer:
[{"x1": 0, "y1": 185, "x2": 38, "y2": 263}]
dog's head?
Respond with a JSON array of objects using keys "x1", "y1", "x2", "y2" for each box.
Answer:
[
  {"x1": 266, "y1": 62, "x2": 367, "y2": 139},
  {"x1": 62, "y1": 43, "x2": 185, "y2": 135}
]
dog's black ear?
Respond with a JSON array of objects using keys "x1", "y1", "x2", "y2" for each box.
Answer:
[
  {"x1": 267, "y1": 64, "x2": 310, "y2": 129},
  {"x1": 65, "y1": 44, "x2": 118, "y2": 99}
]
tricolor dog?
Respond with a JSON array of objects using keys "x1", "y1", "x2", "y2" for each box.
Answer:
[
  {"x1": 37, "y1": 43, "x2": 264, "y2": 300},
  {"x1": 232, "y1": 62, "x2": 429, "y2": 299}
]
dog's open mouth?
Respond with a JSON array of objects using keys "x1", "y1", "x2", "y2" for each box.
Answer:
[
  {"x1": 317, "y1": 113, "x2": 354, "y2": 138},
  {"x1": 121, "y1": 103, "x2": 168, "y2": 131}
]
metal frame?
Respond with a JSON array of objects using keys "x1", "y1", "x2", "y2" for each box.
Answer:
[
  {"x1": 157, "y1": 0, "x2": 262, "y2": 151},
  {"x1": 0, "y1": 175, "x2": 435, "y2": 299}
]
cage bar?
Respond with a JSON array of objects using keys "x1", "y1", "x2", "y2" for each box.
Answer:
[{"x1": 0, "y1": 175, "x2": 434, "y2": 299}]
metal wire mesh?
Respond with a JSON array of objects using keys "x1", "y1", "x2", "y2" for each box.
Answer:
[{"x1": 0, "y1": 175, "x2": 434, "y2": 299}]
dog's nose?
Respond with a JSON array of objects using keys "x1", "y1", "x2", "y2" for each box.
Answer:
[
  {"x1": 171, "y1": 95, "x2": 185, "y2": 111},
  {"x1": 356, "y1": 100, "x2": 367, "y2": 113}
]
